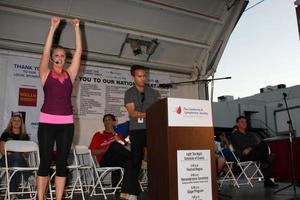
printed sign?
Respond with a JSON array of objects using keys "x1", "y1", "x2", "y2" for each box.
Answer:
[
  {"x1": 168, "y1": 98, "x2": 213, "y2": 127},
  {"x1": 177, "y1": 150, "x2": 212, "y2": 200},
  {"x1": 18, "y1": 88, "x2": 38, "y2": 106}
]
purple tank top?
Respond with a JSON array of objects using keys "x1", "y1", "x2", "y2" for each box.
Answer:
[{"x1": 41, "y1": 70, "x2": 73, "y2": 115}]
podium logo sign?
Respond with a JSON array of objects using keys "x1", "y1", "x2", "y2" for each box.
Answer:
[{"x1": 168, "y1": 98, "x2": 213, "y2": 127}]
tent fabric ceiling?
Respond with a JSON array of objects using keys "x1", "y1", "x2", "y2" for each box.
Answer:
[{"x1": 0, "y1": 0, "x2": 247, "y2": 75}]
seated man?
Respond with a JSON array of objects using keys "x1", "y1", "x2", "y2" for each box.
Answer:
[
  {"x1": 89, "y1": 114, "x2": 130, "y2": 186},
  {"x1": 230, "y1": 116, "x2": 277, "y2": 187}
]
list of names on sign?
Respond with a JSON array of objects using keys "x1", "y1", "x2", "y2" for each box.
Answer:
[
  {"x1": 73, "y1": 66, "x2": 170, "y2": 122},
  {"x1": 177, "y1": 150, "x2": 212, "y2": 200}
]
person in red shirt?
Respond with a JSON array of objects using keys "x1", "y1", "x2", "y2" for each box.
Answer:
[{"x1": 89, "y1": 114, "x2": 130, "y2": 186}]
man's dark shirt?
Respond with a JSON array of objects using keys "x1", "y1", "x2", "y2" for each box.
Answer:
[{"x1": 230, "y1": 130, "x2": 259, "y2": 157}]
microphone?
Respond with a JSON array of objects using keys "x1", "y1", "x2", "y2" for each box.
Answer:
[
  {"x1": 158, "y1": 83, "x2": 172, "y2": 88},
  {"x1": 113, "y1": 125, "x2": 117, "y2": 132},
  {"x1": 50, "y1": 59, "x2": 59, "y2": 64},
  {"x1": 283, "y1": 92, "x2": 287, "y2": 98}
]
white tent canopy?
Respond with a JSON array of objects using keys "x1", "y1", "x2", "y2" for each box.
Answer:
[{"x1": 0, "y1": 0, "x2": 248, "y2": 76}]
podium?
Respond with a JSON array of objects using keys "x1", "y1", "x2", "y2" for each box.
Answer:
[{"x1": 147, "y1": 98, "x2": 217, "y2": 200}]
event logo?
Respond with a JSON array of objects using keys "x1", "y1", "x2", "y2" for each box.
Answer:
[
  {"x1": 18, "y1": 88, "x2": 37, "y2": 107},
  {"x1": 176, "y1": 106, "x2": 182, "y2": 114},
  {"x1": 174, "y1": 105, "x2": 208, "y2": 116},
  {"x1": 168, "y1": 98, "x2": 212, "y2": 127}
]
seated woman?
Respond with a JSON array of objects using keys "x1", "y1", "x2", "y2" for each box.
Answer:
[
  {"x1": 0, "y1": 112, "x2": 30, "y2": 192},
  {"x1": 219, "y1": 132, "x2": 235, "y2": 162},
  {"x1": 215, "y1": 140, "x2": 228, "y2": 175}
]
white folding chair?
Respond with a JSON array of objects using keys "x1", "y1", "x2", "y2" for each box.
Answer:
[
  {"x1": 74, "y1": 145, "x2": 95, "y2": 194},
  {"x1": 89, "y1": 149, "x2": 124, "y2": 200},
  {"x1": 47, "y1": 149, "x2": 85, "y2": 200},
  {"x1": 0, "y1": 164, "x2": 7, "y2": 199},
  {"x1": 139, "y1": 160, "x2": 148, "y2": 192},
  {"x1": 218, "y1": 150, "x2": 240, "y2": 188},
  {"x1": 228, "y1": 145, "x2": 264, "y2": 187},
  {"x1": 5, "y1": 140, "x2": 39, "y2": 200}
]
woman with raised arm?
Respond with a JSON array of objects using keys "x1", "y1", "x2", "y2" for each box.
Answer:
[{"x1": 37, "y1": 16, "x2": 82, "y2": 200}]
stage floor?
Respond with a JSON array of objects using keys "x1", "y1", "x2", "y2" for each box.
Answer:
[{"x1": 72, "y1": 182, "x2": 300, "y2": 200}]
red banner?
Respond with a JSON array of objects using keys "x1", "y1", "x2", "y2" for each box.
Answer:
[{"x1": 18, "y1": 88, "x2": 38, "y2": 107}]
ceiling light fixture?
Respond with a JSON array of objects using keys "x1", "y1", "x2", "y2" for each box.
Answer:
[
  {"x1": 119, "y1": 35, "x2": 160, "y2": 61},
  {"x1": 130, "y1": 39, "x2": 142, "y2": 56},
  {"x1": 146, "y1": 39, "x2": 159, "y2": 56}
]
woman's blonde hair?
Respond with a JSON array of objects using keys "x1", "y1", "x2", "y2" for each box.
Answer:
[{"x1": 4, "y1": 113, "x2": 27, "y2": 138}]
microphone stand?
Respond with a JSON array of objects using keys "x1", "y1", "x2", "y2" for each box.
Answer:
[
  {"x1": 274, "y1": 93, "x2": 297, "y2": 194},
  {"x1": 158, "y1": 77, "x2": 231, "y2": 88}
]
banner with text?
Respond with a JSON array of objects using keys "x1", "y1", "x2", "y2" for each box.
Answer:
[
  {"x1": 3, "y1": 54, "x2": 170, "y2": 142},
  {"x1": 73, "y1": 66, "x2": 170, "y2": 122}
]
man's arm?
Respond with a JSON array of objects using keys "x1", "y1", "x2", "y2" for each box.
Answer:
[
  {"x1": 90, "y1": 148, "x2": 106, "y2": 156},
  {"x1": 89, "y1": 133, "x2": 106, "y2": 156},
  {"x1": 125, "y1": 102, "x2": 146, "y2": 118},
  {"x1": 89, "y1": 132, "x2": 117, "y2": 156},
  {"x1": 242, "y1": 147, "x2": 252, "y2": 155}
]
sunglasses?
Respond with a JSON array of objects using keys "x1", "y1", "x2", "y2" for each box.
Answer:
[
  {"x1": 141, "y1": 92, "x2": 145, "y2": 103},
  {"x1": 12, "y1": 112, "x2": 22, "y2": 117}
]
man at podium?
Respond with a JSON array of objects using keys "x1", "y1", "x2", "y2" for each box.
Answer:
[{"x1": 120, "y1": 65, "x2": 160, "y2": 200}]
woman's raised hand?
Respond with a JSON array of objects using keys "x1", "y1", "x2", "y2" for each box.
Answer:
[
  {"x1": 51, "y1": 16, "x2": 61, "y2": 29},
  {"x1": 71, "y1": 18, "x2": 80, "y2": 28}
]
